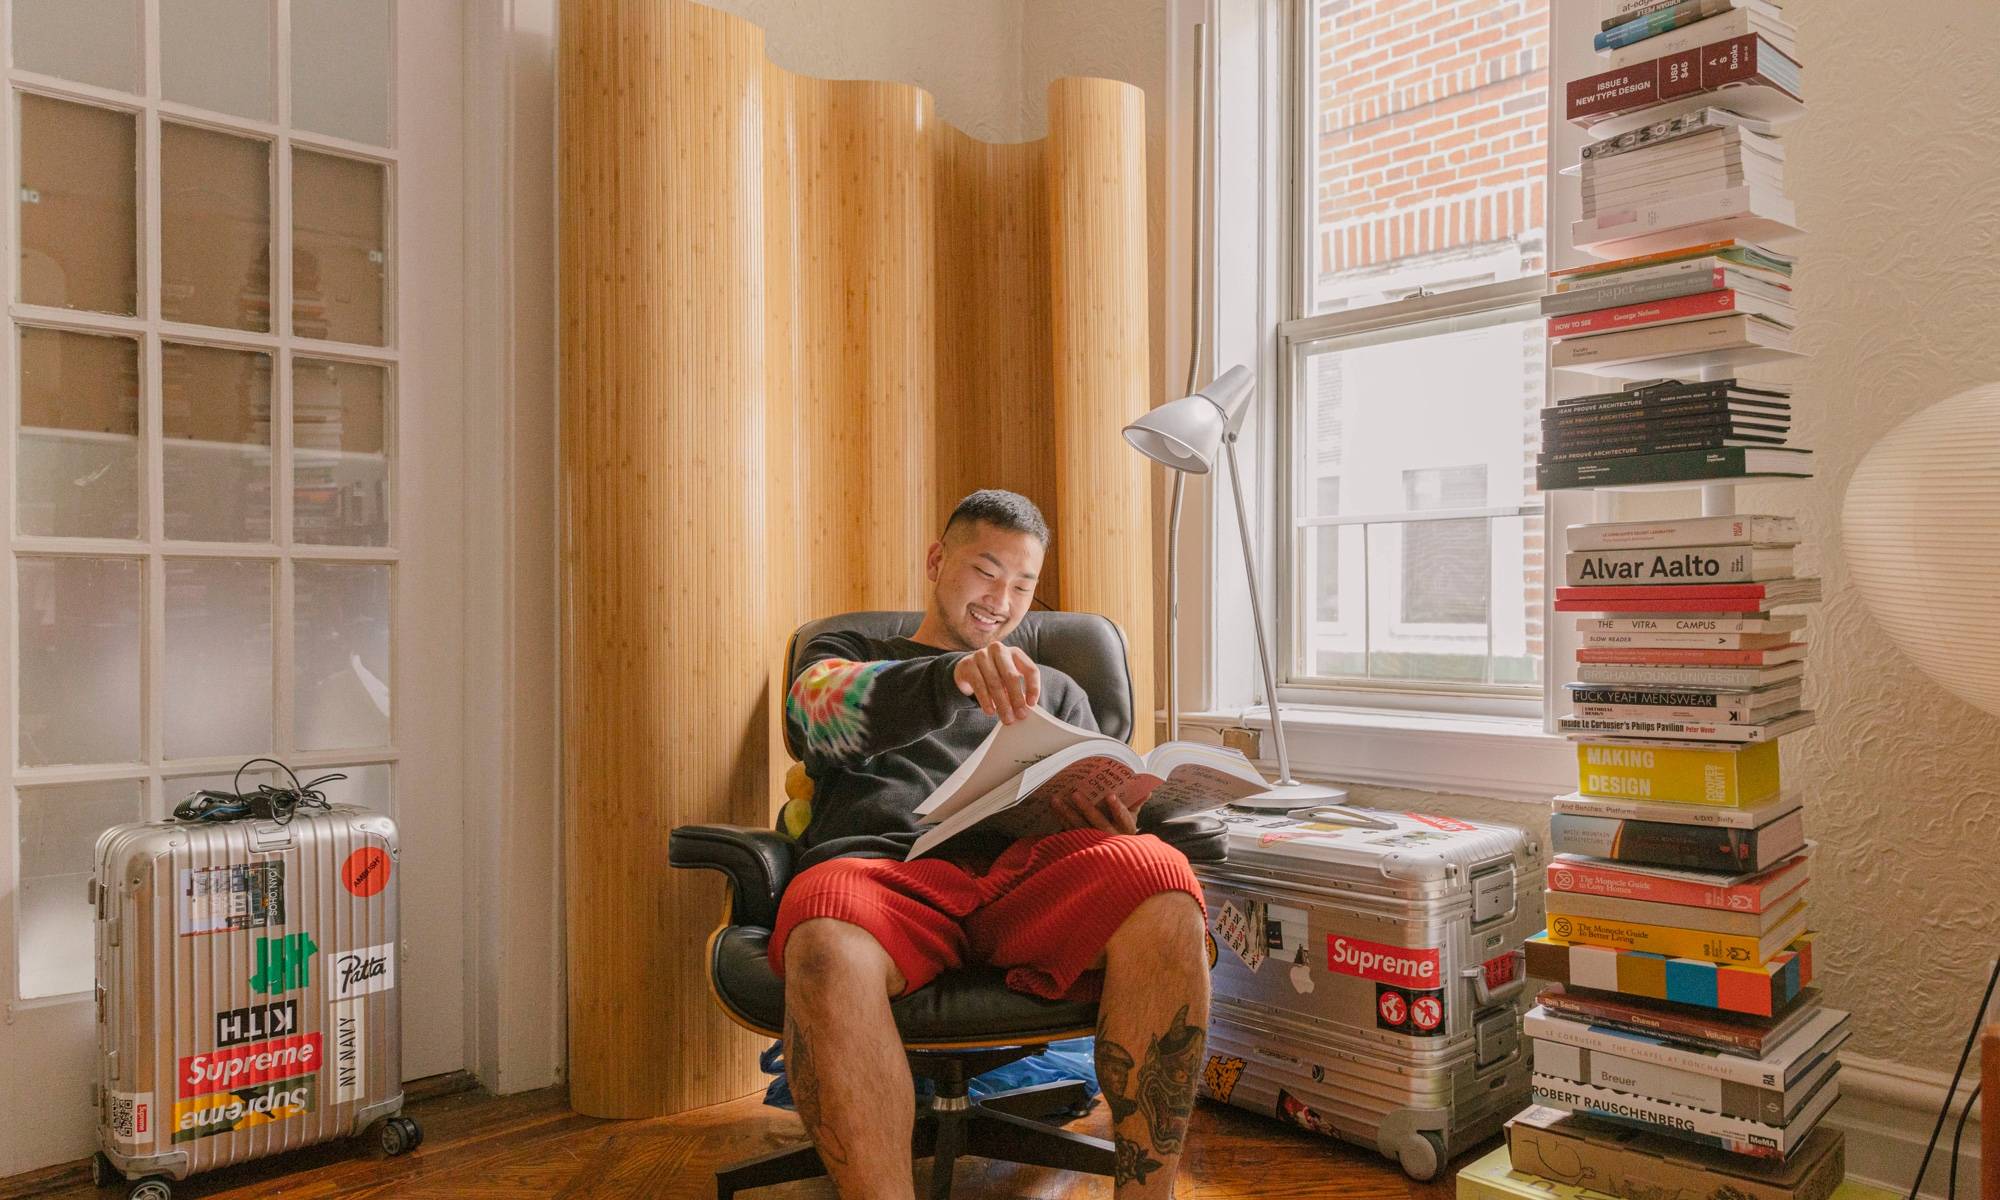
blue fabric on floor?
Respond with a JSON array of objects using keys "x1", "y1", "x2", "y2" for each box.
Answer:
[{"x1": 760, "y1": 1037, "x2": 1100, "y2": 1112}]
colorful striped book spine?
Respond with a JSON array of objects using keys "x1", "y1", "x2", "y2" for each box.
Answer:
[{"x1": 1525, "y1": 932, "x2": 1814, "y2": 1017}]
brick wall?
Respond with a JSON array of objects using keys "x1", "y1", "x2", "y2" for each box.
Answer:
[{"x1": 1314, "y1": 0, "x2": 1549, "y2": 281}]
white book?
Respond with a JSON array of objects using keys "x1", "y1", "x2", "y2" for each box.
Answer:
[
  {"x1": 1534, "y1": 1035, "x2": 1840, "y2": 1125},
  {"x1": 1552, "y1": 790, "x2": 1800, "y2": 831},
  {"x1": 1579, "y1": 631, "x2": 1800, "y2": 649},
  {"x1": 1529, "y1": 1069, "x2": 1837, "y2": 1159},
  {"x1": 1567, "y1": 514, "x2": 1800, "y2": 551},
  {"x1": 1572, "y1": 698, "x2": 1801, "y2": 724},
  {"x1": 1605, "y1": 8, "x2": 1798, "y2": 70},
  {"x1": 908, "y1": 706, "x2": 1270, "y2": 860},
  {"x1": 1576, "y1": 661, "x2": 1805, "y2": 688},
  {"x1": 1558, "y1": 709, "x2": 1815, "y2": 743},
  {"x1": 1553, "y1": 257, "x2": 1792, "y2": 295},
  {"x1": 1552, "y1": 313, "x2": 1795, "y2": 369},
  {"x1": 1573, "y1": 187, "x2": 1799, "y2": 260},
  {"x1": 1525, "y1": 1004, "x2": 1850, "y2": 1092},
  {"x1": 1574, "y1": 614, "x2": 1807, "y2": 634},
  {"x1": 1566, "y1": 546, "x2": 1795, "y2": 587}
]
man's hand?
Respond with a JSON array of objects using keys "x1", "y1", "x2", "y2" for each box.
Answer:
[
  {"x1": 954, "y1": 643, "x2": 1041, "y2": 724},
  {"x1": 1050, "y1": 775, "x2": 1161, "y2": 836}
]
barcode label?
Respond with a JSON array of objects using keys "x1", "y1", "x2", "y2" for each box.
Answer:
[{"x1": 109, "y1": 1091, "x2": 153, "y2": 1144}]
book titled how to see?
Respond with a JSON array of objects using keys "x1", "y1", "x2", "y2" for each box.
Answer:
[{"x1": 907, "y1": 706, "x2": 1270, "y2": 860}]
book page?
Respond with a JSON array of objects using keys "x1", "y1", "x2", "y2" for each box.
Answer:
[
  {"x1": 1142, "y1": 762, "x2": 1270, "y2": 821},
  {"x1": 914, "y1": 705, "x2": 1128, "y2": 821}
]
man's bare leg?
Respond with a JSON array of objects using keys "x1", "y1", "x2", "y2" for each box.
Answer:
[
  {"x1": 783, "y1": 917, "x2": 914, "y2": 1199},
  {"x1": 1093, "y1": 892, "x2": 1210, "y2": 1199}
]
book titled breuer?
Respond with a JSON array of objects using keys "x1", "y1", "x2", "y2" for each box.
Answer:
[{"x1": 907, "y1": 706, "x2": 1270, "y2": 860}]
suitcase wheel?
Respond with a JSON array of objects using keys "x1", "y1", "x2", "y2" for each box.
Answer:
[
  {"x1": 90, "y1": 1153, "x2": 119, "y2": 1188},
  {"x1": 1391, "y1": 1130, "x2": 1445, "y2": 1182},
  {"x1": 126, "y1": 1179, "x2": 172, "y2": 1200},
  {"x1": 378, "y1": 1116, "x2": 423, "y2": 1157}
]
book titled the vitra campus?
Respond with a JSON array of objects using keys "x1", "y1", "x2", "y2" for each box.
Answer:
[{"x1": 907, "y1": 707, "x2": 1269, "y2": 860}]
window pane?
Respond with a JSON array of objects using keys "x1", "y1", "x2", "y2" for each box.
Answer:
[
  {"x1": 163, "y1": 342, "x2": 274, "y2": 541},
  {"x1": 18, "y1": 556, "x2": 142, "y2": 766},
  {"x1": 293, "y1": 358, "x2": 389, "y2": 545},
  {"x1": 290, "y1": 0, "x2": 391, "y2": 146},
  {"x1": 17, "y1": 327, "x2": 141, "y2": 539},
  {"x1": 294, "y1": 562, "x2": 391, "y2": 750},
  {"x1": 293, "y1": 150, "x2": 387, "y2": 345},
  {"x1": 165, "y1": 558, "x2": 274, "y2": 759},
  {"x1": 1308, "y1": 0, "x2": 1549, "y2": 314},
  {"x1": 12, "y1": 0, "x2": 141, "y2": 93},
  {"x1": 161, "y1": 0, "x2": 274, "y2": 120},
  {"x1": 312, "y1": 763, "x2": 391, "y2": 813},
  {"x1": 1292, "y1": 310, "x2": 1544, "y2": 688},
  {"x1": 161, "y1": 122, "x2": 272, "y2": 331},
  {"x1": 17, "y1": 779, "x2": 143, "y2": 998},
  {"x1": 19, "y1": 95, "x2": 138, "y2": 315}
]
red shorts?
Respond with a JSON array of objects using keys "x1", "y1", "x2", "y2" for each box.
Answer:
[{"x1": 769, "y1": 829, "x2": 1205, "y2": 1002}]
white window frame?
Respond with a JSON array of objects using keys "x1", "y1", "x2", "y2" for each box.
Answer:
[{"x1": 1166, "y1": 0, "x2": 1582, "y2": 802}]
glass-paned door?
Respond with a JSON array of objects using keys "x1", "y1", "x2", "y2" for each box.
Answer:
[{"x1": 0, "y1": 0, "x2": 465, "y2": 1176}]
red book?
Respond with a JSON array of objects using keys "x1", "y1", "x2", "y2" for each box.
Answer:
[
  {"x1": 1547, "y1": 853, "x2": 1810, "y2": 915},
  {"x1": 1555, "y1": 582, "x2": 1812, "y2": 602},
  {"x1": 1546, "y1": 288, "x2": 1777, "y2": 339},
  {"x1": 1566, "y1": 34, "x2": 1800, "y2": 125},
  {"x1": 1576, "y1": 643, "x2": 1805, "y2": 666}
]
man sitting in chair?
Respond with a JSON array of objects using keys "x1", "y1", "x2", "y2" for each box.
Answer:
[{"x1": 774, "y1": 488, "x2": 1210, "y2": 1199}]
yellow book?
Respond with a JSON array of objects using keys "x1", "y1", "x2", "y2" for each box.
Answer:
[
  {"x1": 1543, "y1": 900, "x2": 1808, "y2": 967},
  {"x1": 1575, "y1": 738, "x2": 1779, "y2": 807}
]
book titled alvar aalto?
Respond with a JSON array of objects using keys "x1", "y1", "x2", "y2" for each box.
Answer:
[{"x1": 1565, "y1": 545, "x2": 1793, "y2": 586}]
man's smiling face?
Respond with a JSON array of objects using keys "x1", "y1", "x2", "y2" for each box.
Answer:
[{"x1": 922, "y1": 519, "x2": 1043, "y2": 651}]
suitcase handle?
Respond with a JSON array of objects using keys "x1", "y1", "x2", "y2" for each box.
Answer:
[
  {"x1": 1286, "y1": 805, "x2": 1397, "y2": 831},
  {"x1": 1464, "y1": 949, "x2": 1528, "y2": 1005}
]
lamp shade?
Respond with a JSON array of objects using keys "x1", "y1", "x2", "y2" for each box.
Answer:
[
  {"x1": 1123, "y1": 364, "x2": 1255, "y2": 473},
  {"x1": 1841, "y1": 381, "x2": 2000, "y2": 718}
]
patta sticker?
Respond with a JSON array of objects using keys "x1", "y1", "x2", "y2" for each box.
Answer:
[
  {"x1": 326, "y1": 943, "x2": 396, "y2": 1001},
  {"x1": 1202, "y1": 1055, "x2": 1245, "y2": 1103}
]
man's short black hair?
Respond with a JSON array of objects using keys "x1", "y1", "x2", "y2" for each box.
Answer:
[{"x1": 943, "y1": 489, "x2": 1050, "y2": 547}]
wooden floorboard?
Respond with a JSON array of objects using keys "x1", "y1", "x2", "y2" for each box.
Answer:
[{"x1": 9, "y1": 1084, "x2": 1488, "y2": 1199}]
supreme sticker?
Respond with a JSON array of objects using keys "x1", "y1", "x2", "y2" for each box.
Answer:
[
  {"x1": 179, "y1": 1033, "x2": 324, "y2": 1098},
  {"x1": 172, "y1": 1075, "x2": 316, "y2": 1143},
  {"x1": 1406, "y1": 812, "x2": 1476, "y2": 832},
  {"x1": 1326, "y1": 934, "x2": 1441, "y2": 989}
]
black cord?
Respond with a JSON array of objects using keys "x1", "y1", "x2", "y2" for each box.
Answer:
[
  {"x1": 173, "y1": 758, "x2": 346, "y2": 826},
  {"x1": 1947, "y1": 1083, "x2": 1980, "y2": 1200},
  {"x1": 1908, "y1": 955, "x2": 2000, "y2": 1200}
]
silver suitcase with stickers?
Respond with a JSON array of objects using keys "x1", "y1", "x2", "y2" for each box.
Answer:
[
  {"x1": 89, "y1": 807, "x2": 418, "y2": 1199},
  {"x1": 1194, "y1": 806, "x2": 1541, "y2": 1181}
]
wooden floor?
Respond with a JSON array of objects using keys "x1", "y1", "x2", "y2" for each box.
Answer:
[{"x1": 10, "y1": 1081, "x2": 1489, "y2": 1199}]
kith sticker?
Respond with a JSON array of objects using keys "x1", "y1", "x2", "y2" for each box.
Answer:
[
  {"x1": 172, "y1": 1075, "x2": 317, "y2": 1143},
  {"x1": 1406, "y1": 812, "x2": 1476, "y2": 832},
  {"x1": 250, "y1": 933, "x2": 319, "y2": 995},
  {"x1": 215, "y1": 999, "x2": 299, "y2": 1049},
  {"x1": 178, "y1": 863, "x2": 285, "y2": 937},
  {"x1": 1375, "y1": 983, "x2": 1446, "y2": 1038},
  {"x1": 331, "y1": 999, "x2": 367, "y2": 1103},
  {"x1": 180, "y1": 1034, "x2": 324, "y2": 1098},
  {"x1": 340, "y1": 846, "x2": 392, "y2": 898},
  {"x1": 1202, "y1": 1055, "x2": 1245, "y2": 1103},
  {"x1": 1212, "y1": 902, "x2": 1264, "y2": 972},
  {"x1": 327, "y1": 943, "x2": 396, "y2": 1000},
  {"x1": 1325, "y1": 934, "x2": 1441, "y2": 989},
  {"x1": 108, "y1": 1091, "x2": 153, "y2": 1145}
]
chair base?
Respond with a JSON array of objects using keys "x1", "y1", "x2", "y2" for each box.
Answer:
[{"x1": 717, "y1": 1079, "x2": 1111, "y2": 1200}]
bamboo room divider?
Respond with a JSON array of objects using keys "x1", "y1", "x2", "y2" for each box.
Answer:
[{"x1": 560, "y1": 0, "x2": 1157, "y2": 1118}]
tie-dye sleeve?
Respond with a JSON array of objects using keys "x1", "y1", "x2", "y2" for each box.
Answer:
[{"x1": 786, "y1": 634, "x2": 971, "y2": 769}]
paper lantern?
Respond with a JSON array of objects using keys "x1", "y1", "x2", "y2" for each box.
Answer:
[{"x1": 1841, "y1": 382, "x2": 2000, "y2": 717}]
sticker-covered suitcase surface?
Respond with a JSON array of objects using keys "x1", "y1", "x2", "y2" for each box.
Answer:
[
  {"x1": 90, "y1": 807, "x2": 419, "y2": 1198},
  {"x1": 1195, "y1": 805, "x2": 1542, "y2": 1182}
]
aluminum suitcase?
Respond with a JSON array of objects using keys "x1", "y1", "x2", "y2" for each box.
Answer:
[
  {"x1": 89, "y1": 805, "x2": 419, "y2": 1199},
  {"x1": 1194, "y1": 805, "x2": 1542, "y2": 1181}
]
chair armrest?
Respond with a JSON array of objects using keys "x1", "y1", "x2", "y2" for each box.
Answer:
[{"x1": 668, "y1": 824, "x2": 797, "y2": 929}]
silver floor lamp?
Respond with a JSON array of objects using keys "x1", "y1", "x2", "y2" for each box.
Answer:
[{"x1": 1124, "y1": 364, "x2": 1346, "y2": 808}]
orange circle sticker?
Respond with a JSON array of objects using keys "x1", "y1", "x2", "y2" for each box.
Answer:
[{"x1": 341, "y1": 847, "x2": 392, "y2": 898}]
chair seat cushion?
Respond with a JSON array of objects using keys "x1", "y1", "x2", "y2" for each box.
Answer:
[{"x1": 712, "y1": 927, "x2": 1100, "y2": 1045}]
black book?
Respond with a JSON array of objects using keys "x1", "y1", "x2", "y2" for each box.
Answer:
[
  {"x1": 1548, "y1": 804, "x2": 1805, "y2": 874},
  {"x1": 1539, "y1": 434, "x2": 1789, "y2": 466},
  {"x1": 1544, "y1": 414, "x2": 1791, "y2": 448},
  {"x1": 1550, "y1": 391, "x2": 1792, "y2": 422},
  {"x1": 1545, "y1": 400, "x2": 1792, "y2": 433},
  {"x1": 1538, "y1": 447, "x2": 1813, "y2": 492},
  {"x1": 1555, "y1": 378, "x2": 1790, "y2": 406}
]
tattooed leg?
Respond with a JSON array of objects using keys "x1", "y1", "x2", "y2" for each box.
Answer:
[
  {"x1": 1096, "y1": 892, "x2": 1209, "y2": 1198},
  {"x1": 783, "y1": 917, "x2": 916, "y2": 1199}
]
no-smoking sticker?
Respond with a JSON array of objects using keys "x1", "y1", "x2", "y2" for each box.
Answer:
[{"x1": 1375, "y1": 983, "x2": 1446, "y2": 1038}]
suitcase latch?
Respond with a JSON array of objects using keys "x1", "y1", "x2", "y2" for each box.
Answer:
[{"x1": 249, "y1": 821, "x2": 295, "y2": 853}]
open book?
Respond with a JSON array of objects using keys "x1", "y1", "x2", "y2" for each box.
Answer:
[{"x1": 907, "y1": 707, "x2": 1271, "y2": 860}]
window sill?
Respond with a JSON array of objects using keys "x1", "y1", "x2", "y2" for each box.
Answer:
[{"x1": 1173, "y1": 704, "x2": 1571, "y2": 805}]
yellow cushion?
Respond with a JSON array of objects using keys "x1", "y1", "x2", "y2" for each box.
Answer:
[{"x1": 779, "y1": 762, "x2": 813, "y2": 840}]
